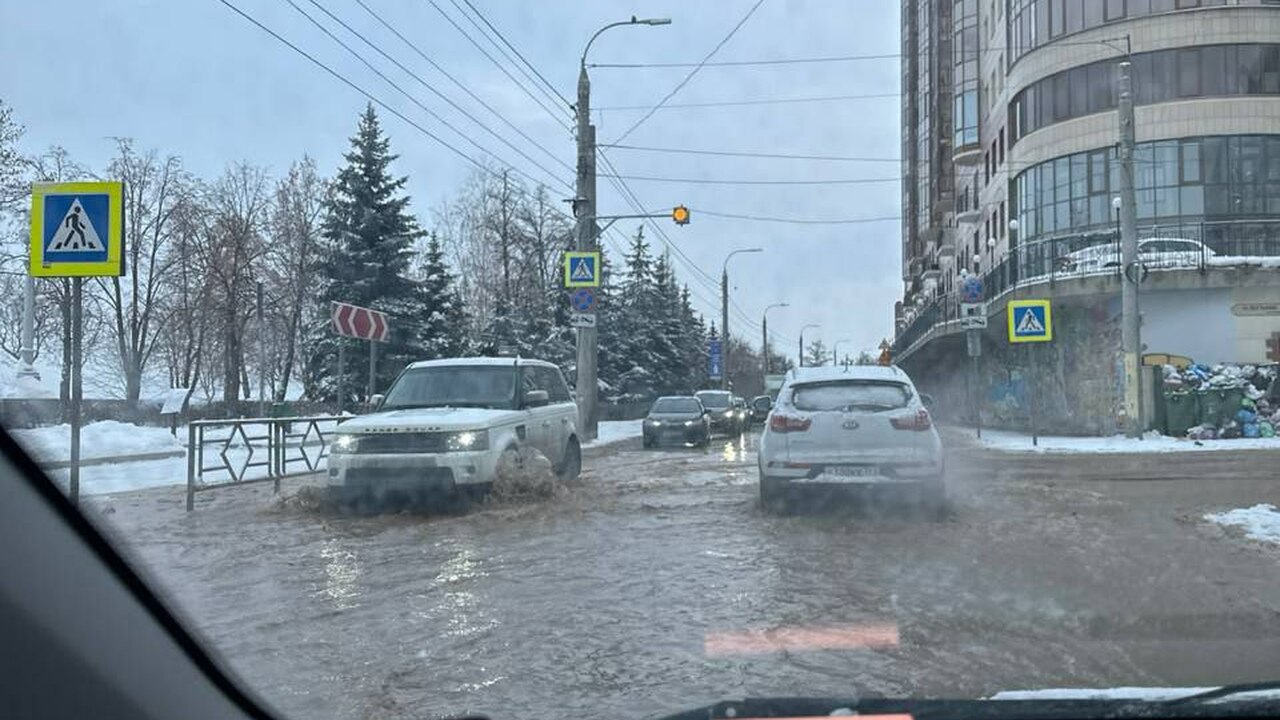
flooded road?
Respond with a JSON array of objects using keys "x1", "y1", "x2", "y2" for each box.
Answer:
[{"x1": 89, "y1": 431, "x2": 1280, "y2": 720}]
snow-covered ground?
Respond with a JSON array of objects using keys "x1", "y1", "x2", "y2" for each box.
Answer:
[
  {"x1": 11, "y1": 420, "x2": 184, "y2": 462},
  {"x1": 583, "y1": 419, "x2": 644, "y2": 449},
  {"x1": 45, "y1": 457, "x2": 188, "y2": 496},
  {"x1": 1205, "y1": 504, "x2": 1280, "y2": 545},
  {"x1": 977, "y1": 429, "x2": 1280, "y2": 454}
]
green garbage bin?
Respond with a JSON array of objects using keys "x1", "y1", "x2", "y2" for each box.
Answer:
[
  {"x1": 1164, "y1": 392, "x2": 1199, "y2": 436},
  {"x1": 1197, "y1": 387, "x2": 1247, "y2": 426}
]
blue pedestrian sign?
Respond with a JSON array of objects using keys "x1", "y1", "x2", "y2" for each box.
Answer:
[
  {"x1": 1007, "y1": 299, "x2": 1053, "y2": 343},
  {"x1": 563, "y1": 251, "x2": 601, "y2": 288},
  {"x1": 29, "y1": 181, "x2": 125, "y2": 277},
  {"x1": 569, "y1": 288, "x2": 596, "y2": 313},
  {"x1": 708, "y1": 339, "x2": 723, "y2": 380},
  {"x1": 961, "y1": 275, "x2": 984, "y2": 302}
]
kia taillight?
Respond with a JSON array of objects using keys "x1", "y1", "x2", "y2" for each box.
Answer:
[
  {"x1": 891, "y1": 409, "x2": 932, "y2": 431},
  {"x1": 769, "y1": 414, "x2": 811, "y2": 433}
]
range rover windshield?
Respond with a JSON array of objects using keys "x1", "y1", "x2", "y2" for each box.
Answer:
[{"x1": 381, "y1": 366, "x2": 517, "y2": 410}]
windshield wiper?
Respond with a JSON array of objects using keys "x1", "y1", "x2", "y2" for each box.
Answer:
[
  {"x1": 1169, "y1": 681, "x2": 1280, "y2": 705},
  {"x1": 380, "y1": 401, "x2": 500, "y2": 410}
]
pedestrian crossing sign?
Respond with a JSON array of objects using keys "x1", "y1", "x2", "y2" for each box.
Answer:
[
  {"x1": 29, "y1": 181, "x2": 125, "y2": 277},
  {"x1": 1007, "y1": 299, "x2": 1053, "y2": 343},
  {"x1": 564, "y1": 251, "x2": 600, "y2": 288}
]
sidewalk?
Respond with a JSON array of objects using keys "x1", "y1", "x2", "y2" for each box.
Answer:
[{"x1": 944, "y1": 425, "x2": 1280, "y2": 454}]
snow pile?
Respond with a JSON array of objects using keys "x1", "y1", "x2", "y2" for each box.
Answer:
[
  {"x1": 1207, "y1": 255, "x2": 1280, "y2": 269},
  {"x1": 11, "y1": 420, "x2": 184, "y2": 462},
  {"x1": 45, "y1": 457, "x2": 187, "y2": 496},
  {"x1": 1205, "y1": 504, "x2": 1280, "y2": 545},
  {"x1": 583, "y1": 419, "x2": 644, "y2": 448},
  {"x1": 979, "y1": 429, "x2": 1280, "y2": 454}
]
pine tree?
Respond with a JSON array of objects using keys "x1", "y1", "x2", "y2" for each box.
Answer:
[
  {"x1": 415, "y1": 233, "x2": 467, "y2": 359},
  {"x1": 310, "y1": 104, "x2": 429, "y2": 399}
]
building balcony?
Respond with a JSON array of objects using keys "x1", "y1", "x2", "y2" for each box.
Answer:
[
  {"x1": 955, "y1": 206, "x2": 980, "y2": 224},
  {"x1": 952, "y1": 143, "x2": 982, "y2": 166}
]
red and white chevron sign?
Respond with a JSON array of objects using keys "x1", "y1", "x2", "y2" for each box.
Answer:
[{"x1": 331, "y1": 301, "x2": 389, "y2": 342}]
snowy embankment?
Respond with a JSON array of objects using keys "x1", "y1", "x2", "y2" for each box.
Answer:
[
  {"x1": 583, "y1": 419, "x2": 644, "y2": 449},
  {"x1": 10, "y1": 420, "x2": 185, "y2": 462},
  {"x1": 977, "y1": 429, "x2": 1280, "y2": 454},
  {"x1": 1205, "y1": 504, "x2": 1280, "y2": 545}
]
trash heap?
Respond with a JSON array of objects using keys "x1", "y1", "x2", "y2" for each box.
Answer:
[{"x1": 1162, "y1": 363, "x2": 1279, "y2": 440}]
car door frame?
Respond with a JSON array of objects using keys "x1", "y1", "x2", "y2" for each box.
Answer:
[
  {"x1": 518, "y1": 364, "x2": 561, "y2": 466},
  {"x1": 539, "y1": 365, "x2": 576, "y2": 455}
]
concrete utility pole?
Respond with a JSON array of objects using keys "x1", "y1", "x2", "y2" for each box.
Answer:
[
  {"x1": 575, "y1": 16, "x2": 670, "y2": 440},
  {"x1": 721, "y1": 248, "x2": 762, "y2": 390},
  {"x1": 574, "y1": 55, "x2": 599, "y2": 439},
  {"x1": 1118, "y1": 59, "x2": 1143, "y2": 438}
]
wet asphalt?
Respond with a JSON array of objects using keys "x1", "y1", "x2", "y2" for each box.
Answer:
[{"x1": 85, "y1": 428, "x2": 1280, "y2": 720}]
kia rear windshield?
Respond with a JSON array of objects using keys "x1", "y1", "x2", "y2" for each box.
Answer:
[{"x1": 791, "y1": 381, "x2": 911, "y2": 412}]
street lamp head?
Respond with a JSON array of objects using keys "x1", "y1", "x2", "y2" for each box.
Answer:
[
  {"x1": 1112, "y1": 196, "x2": 1123, "y2": 210},
  {"x1": 1008, "y1": 219, "x2": 1019, "y2": 231},
  {"x1": 637, "y1": 17, "x2": 672, "y2": 25},
  {"x1": 987, "y1": 237, "x2": 997, "y2": 249},
  {"x1": 973, "y1": 253, "x2": 982, "y2": 264}
]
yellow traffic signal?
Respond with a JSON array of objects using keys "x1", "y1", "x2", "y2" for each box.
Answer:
[{"x1": 672, "y1": 205, "x2": 690, "y2": 225}]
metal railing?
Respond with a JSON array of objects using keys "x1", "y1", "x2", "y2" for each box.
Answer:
[
  {"x1": 896, "y1": 219, "x2": 1280, "y2": 357},
  {"x1": 186, "y1": 415, "x2": 343, "y2": 511}
]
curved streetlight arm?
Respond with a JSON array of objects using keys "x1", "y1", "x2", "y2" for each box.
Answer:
[
  {"x1": 723, "y1": 247, "x2": 764, "y2": 274},
  {"x1": 583, "y1": 17, "x2": 672, "y2": 69}
]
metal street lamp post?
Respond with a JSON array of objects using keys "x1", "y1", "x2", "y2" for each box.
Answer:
[
  {"x1": 761, "y1": 302, "x2": 788, "y2": 380},
  {"x1": 798, "y1": 323, "x2": 820, "y2": 367},
  {"x1": 720, "y1": 248, "x2": 763, "y2": 390}
]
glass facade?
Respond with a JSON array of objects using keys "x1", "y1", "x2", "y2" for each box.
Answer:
[
  {"x1": 953, "y1": 0, "x2": 980, "y2": 147},
  {"x1": 1008, "y1": 0, "x2": 1242, "y2": 62},
  {"x1": 1014, "y1": 134, "x2": 1280, "y2": 246},
  {"x1": 1011, "y1": 44, "x2": 1280, "y2": 143}
]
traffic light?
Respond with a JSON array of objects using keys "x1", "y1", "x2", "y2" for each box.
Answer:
[{"x1": 672, "y1": 205, "x2": 690, "y2": 225}]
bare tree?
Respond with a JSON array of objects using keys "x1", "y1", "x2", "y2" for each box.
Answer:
[
  {"x1": 197, "y1": 163, "x2": 271, "y2": 404},
  {"x1": 158, "y1": 186, "x2": 214, "y2": 407},
  {"x1": 264, "y1": 156, "x2": 325, "y2": 401},
  {"x1": 95, "y1": 139, "x2": 185, "y2": 401},
  {"x1": 0, "y1": 99, "x2": 24, "y2": 212}
]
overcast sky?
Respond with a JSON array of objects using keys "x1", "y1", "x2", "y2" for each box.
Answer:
[{"x1": 1, "y1": 0, "x2": 901, "y2": 361}]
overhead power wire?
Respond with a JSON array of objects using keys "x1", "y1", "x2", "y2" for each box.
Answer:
[
  {"x1": 217, "y1": 0, "x2": 489, "y2": 173},
  {"x1": 600, "y1": 173, "x2": 900, "y2": 186},
  {"x1": 589, "y1": 52, "x2": 901, "y2": 68},
  {"x1": 350, "y1": 0, "x2": 572, "y2": 173},
  {"x1": 611, "y1": 0, "x2": 766, "y2": 144},
  {"x1": 447, "y1": 0, "x2": 568, "y2": 120},
  {"x1": 594, "y1": 92, "x2": 898, "y2": 110},
  {"x1": 458, "y1": 0, "x2": 573, "y2": 108},
  {"x1": 422, "y1": 0, "x2": 572, "y2": 133},
  {"x1": 600, "y1": 143, "x2": 899, "y2": 162},
  {"x1": 693, "y1": 209, "x2": 902, "y2": 225},
  {"x1": 296, "y1": 0, "x2": 571, "y2": 190}
]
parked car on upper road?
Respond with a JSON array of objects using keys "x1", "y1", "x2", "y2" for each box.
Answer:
[
  {"x1": 757, "y1": 365, "x2": 944, "y2": 516},
  {"x1": 326, "y1": 357, "x2": 580, "y2": 511},
  {"x1": 1059, "y1": 237, "x2": 1214, "y2": 274},
  {"x1": 642, "y1": 396, "x2": 711, "y2": 448}
]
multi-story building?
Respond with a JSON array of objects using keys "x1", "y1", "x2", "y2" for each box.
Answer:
[{"x1": 896, "y1": 0, "x2": 1280, "y2": 433}]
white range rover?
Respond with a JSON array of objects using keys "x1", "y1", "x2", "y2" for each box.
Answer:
[{"x1": 326, "y1": 357, "x2": 580, "y2": 509}]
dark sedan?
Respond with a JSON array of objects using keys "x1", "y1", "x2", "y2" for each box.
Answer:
[
  {"x1": 642, "y1": 396, "x2": 711, "y2": 448},
  {"x1": 695, "y1": 390, "x2": 741, "y2": 436}
]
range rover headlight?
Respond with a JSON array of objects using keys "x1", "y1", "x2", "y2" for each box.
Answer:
[
  {"x1": 331, "y1": 433, "x2": 359, "y2": 454},
  {"x1": 446, "y1": 430, "x2": 489, "y2": 452}
]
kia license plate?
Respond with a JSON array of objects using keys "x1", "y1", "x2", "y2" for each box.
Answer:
[{"x1": 825, "y1": 465, "x2": 880, "y2": 478}]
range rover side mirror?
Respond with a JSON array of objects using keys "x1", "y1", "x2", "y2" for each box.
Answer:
[
  {"x1": 370, "y1": 394, "x2": 385, "y2": 409},
  {"x1": 523, "y1": 389, "x2": 550, "y2": 408}
]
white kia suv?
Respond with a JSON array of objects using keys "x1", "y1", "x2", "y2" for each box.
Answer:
[{"x1": 757, "y1": 364, "x2": 944, "y2": 515}]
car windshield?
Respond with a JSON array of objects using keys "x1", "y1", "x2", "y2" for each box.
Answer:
[
  {"x1": 652, "y1": 398, "x2": 701, "y2": 414},
  {"x1": 7, "y1": 2, "x2": 1280, "y2": 719},
  {"x1": 381, "y1": 366, "x2": 516, "y2": 409},
  {"x1": 791, "y1": 381, "x2": 911, "y2": 412},
  {"x1": 696, "y1": 393, "x2": 731, "y2": 409}
]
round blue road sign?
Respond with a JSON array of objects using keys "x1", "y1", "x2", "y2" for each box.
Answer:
[
  {"x1": 961, "y1": 276, "x2": 984, "y2": 302},
  {"x1": 570, "y1": 288, "x2": 595, "y2": 313}
]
